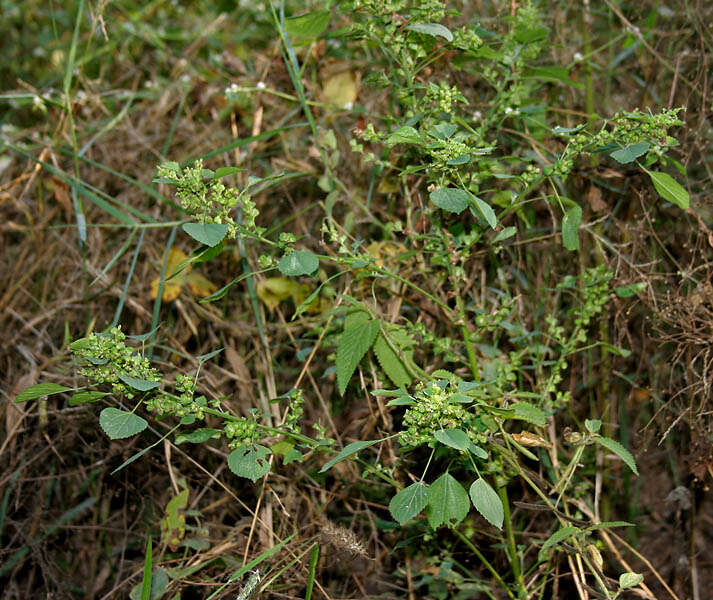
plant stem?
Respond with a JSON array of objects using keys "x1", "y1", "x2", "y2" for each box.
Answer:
[
  {"x1": 498, "y1": 485, "x2": 526, "y2": 597},
  {"x1": 453, "y1": 529, "x2": 517, "y2": 600}
]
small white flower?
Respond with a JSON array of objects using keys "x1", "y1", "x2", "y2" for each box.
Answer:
[
  {"x1": 343, "y1": 101, "x2": 354, "y2": 110},
  {"x1": 256, "y1": 81, "x2": 266, "y2": 90},
  {"x1": 472, "y1": 110, "x2": 483, "y2": 121},
  {"x1": 573, "y1": 52, "x2": 584, "y2": 62}
]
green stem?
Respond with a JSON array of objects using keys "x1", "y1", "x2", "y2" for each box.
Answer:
[
  {"x1": 498, "y1": 485, "x2": 526, "y2": 597},
  {"x1": 453, "y1": 530, "x2": 517, "y2": 600}
]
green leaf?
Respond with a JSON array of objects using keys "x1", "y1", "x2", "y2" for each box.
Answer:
[
  {"x1": 430, "y1": 188, "x2": 470, "y2": 214},
  {"x1": 471, "y1": 196, "x2": 497, "y2": 229},
  {"x1": 15, "y1": 383, "x2": 73, "y2": 403},
  {"x1": 595, "y1": 436, "x2": 639, "y2": 475},
  {"x1": 228, "y1": 444, "x2": 271, "y2": 482},
  {"x1": 469, "y1": 478, "x2": 503, "y2": 529},
  {"x1": 586, "y1": 521, "x2": 634, "y2": 531},
  {"x1": 406, "y1": 22, "x2": 454, "y2": 41},
  {"x1": 372, "y1": 327, "x2": 414, "y2": 389},
  {"x1": 426, "y1": 473, "x2": 470, "y2": 529},
  {"x1": 539, "y1": 526, "x2": 581, "y2": 559},
  {"x1": 278, "y1": 250, "x2": 319, "y2": 276},
  {"x1": 69, "y1": 390, "x2": 110, "y2": 406},
  {"x1": 619, "y1": 572, "x2": 644, "y2": 589},
  {"x1": 319, "y1": 439, "x2": 381, "y2": 473},
  {"x1": 614, "y1": 281, "x2": 648, "y2": 298},
  {"x1": 562, "y1": 204, "x2": 582, "y2": 251},
  {"x1": 118, "y1": 374, "x2": 161, "y2": 391},
  {"x1": 214, "y1": 166, "x2": 243, "y2": 178},
  {"x1": 468, "y1": 442, "x2": 489, "y2": 459},
  {"x1": 509, "y1": 402, "x2": 546, "y2": 427},
  {"x1": 284, "y1": 9, "x2": 330, "y2": 38},
  {"x1": 386, "y1": 126, "x2": 423, "y2": 146},
  {"x1": 129, "y1": 568, "x2": 169, "y2": 600},
  {"x1": 389, "y1": 482, "x2": 429, "y2": 525},
  {"x1": 336, "y1": 318, "x2": 379, "y2": 395},
  {"x1": 524, "y1": 65, "x2": 584, "y2": 89},
  {"x1": 610, "y1": 142, "x2": 650, "y2": 164},
  {"x1": 647, "y1": 170, "x2": 689, "y2": 209},
  {"x1": 434, "y1": 429, "x2": 470, "y2": 451},
  {"x1": 99, "y1": 408, "x2": 148, "y2": 440},
  {"x1": 493, "y1": 226, "x2": 517, "y2": 243},
  {"x1": 584, "y1": 419, "x2": 602, "y2": 434},
  {"x1": 175, "y1": 428, "x2": 222, "y2": 445},
  {"x1": 182, "y1": 222, "x2": 229, "y2": 247}
]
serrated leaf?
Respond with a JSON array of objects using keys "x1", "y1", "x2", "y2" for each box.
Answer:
[
  {"x1": 99, "y1": 408, "x2": 148, "y2": 440},
  {"x1": 182, "y1": 222, "x2": 229, "y2": 247},
  {"x1": 372, "y1": 327, "x2": 413, "y2": 389},
  {"x1": 595, "y1": 436, "x2": 639, "y2": 475},
  {"x1": 614, "y1": 281, "x2": 648, "y2": 298},
  {"x1": 434, "y1": 429, "x2": 470, "y2": 451},
  {"x1": 336, "y1": 319, "x2": 379, "y2": 395},
  {"x1": 647, "y1": 170, "x2": 689, "y2": 209},
  {"x1": 69, "y1": 390, "x2": 110, "y2": 405},
  {"x1": 610, "y1": 142, "x2": 650, "y2": 164},
  {"x1": 619, "y1": 572, "x2": 644, "y2": 589},
  {"x1": 430, "y1": 188, "x2": 470, "y2": 214},
  {"x1": 285, "y1": 9, "x2": 330, "y2": 38},
  {"x1": 386, "y1": 126, "x2": 423, "y2": 146},
  {"x1": 562, "y1": 204, "x2": 582, "y2": 251},
  {"x1": 15, "y1": 382, "x2": 73, "y2": 403},
  {"x1": 539, "y1": 526, "x2": 581, "y2": 558},
  {"x1": 389, "y1": 482, "x2": 429, "y2": 525},
  {"x1": 175, "y1": 428, "x2": 221, "y2": 445},
  {"x1": 227, "y1": 444, "x2": 271, "y2": 482},
  {"x1": 319, "y1": 439, "x2": 381, "y2": 473},
  {"x1": 118, "y1": 374, "x2": 161, "y2": 391},
  {"x1": 469, "y1": 478, "x2": 504, "y2": 529},
  {"x1": 509, "y1": 402, "x2": 546, "y2": 426},
  {"x1": 584, "y1": 419, "x2": 602, "y2": 433},
  {"x1": 278, "y1": 250, "x2": 319, "y2": 277},
  {"x1": 426, "y1": 473, "x2": 470, "y2": 529},
  {"x1": 471, "y1": 196, "x2": 497, "y2": 229},
  {"x1": 406, "y1": 22, "x2": 454, "y2": 42}
]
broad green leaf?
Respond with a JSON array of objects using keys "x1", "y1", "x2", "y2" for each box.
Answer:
[
  {"x1": 428, "y1": 123, "x2": 459, "y2": 140},
  {"x1": 386, "y1": 126, "x2": 423, "y2": 146},
  {"x1": 319, "y1": 439, "x2": 381, "y2": 473},
  {"x1": 595, "y1": 436, "x2": 639, "y2": 475},
  {"x1": 524, "y1": 66, "x2": 584, "y2": 89},
  {"x1": 406, "y1": 22, "x2": 454, "y2": 41},
  {"x1": 614, "y1": 282, "x2": 648, "y2": 298},
  {"x1": 647, "y1": 170, "x2": 689, "y2": 209},
  {"x1": 493, "y1": 226, "x2": 517, "y2": 243},
  {"x1": 426, "y1": 473, "x2": 470, "y2": 529},
  {"x1": 372, "y1": 326, "x2": 414, "y2": 389},
  {"x1": 278, "y1": 250, "x2": 319, "y2": 277},
  {"x1": 619, "y1": 572, "x2": 644, "y2": 589},
  {"x1": 99, "y1": 408, "x2": 148, "y2": 440},
  {"x1": 562, "y1": 205, "x2": 582, "y2": 251},
  {"x1": 468, "y1": 442, "x2": 489, "y2": 459},
  {"x1": 119, "y1": 374, "x2": 161, "y2": 391},
  {"x1": 509, "y1": 402, "x2": 546, "y2": 427},
  {"x1": 69, "y1": 390, "x2": 110, "y2": 405},
  {"x1": 610, "y1": 142, "x2": 650, "y2": 164},
  {"x1": 584, "y1": 419, "x2": 602, "y2": 434},
  {"x1": 284, "y1": 9, "x2": 330, "y2": 38},
  {"x1": 539, "y1": 526, "x2": 581, "y2": 558},
  {"x1": 336, "y1": 318, "x2": 379, "y2": 395},
  {"x1": 15, "y1": 382, "x2": 73, "y2": 403},
  {"x1": 129, "y1": 568, "x2": 169, "y2": 600},
  {"x1": 434, "y1": 429, "x2": 470, "y2": 451},
  {"x1": 228, "y1": 444, "x2": 271, "y2": 482},
  {"x1": 430, "y1": 188, "x2": 470, "y2": 214},
  {"x1": 175, "y1": 428, "x2": 222, "y2": 444},
  {"x1": 469, "y1": 478, "x2": 503, "y2": 529},
  {"x1": 389, "y1": 482, "x2": 429, "y2": 525},
  {"x1": 182, "y1": 222, "x2": 229, "y2": 247},
  {"x1": 471, "y1": 196, "x2": 497, "y2": 229},
  {"x1": 214, "y1": 166, "x2": 243, "y2": 178}
]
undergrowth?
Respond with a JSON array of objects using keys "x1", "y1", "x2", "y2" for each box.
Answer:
[{"x1": 3, "y1": 1, "x2": 712, "y2": 599}]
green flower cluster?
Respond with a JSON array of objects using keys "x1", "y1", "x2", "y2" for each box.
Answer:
[
  {"x1": 71, "y1": 326, "x2": 160, "y2": 399},
  {"x1": 156, "y1": 160, "x2": 261, "y2": 239},
  {"x1": 400, "y1": 382, "x2": 469, "y2": 447},
  {"x1": 425, "y1": 82, "x2": 467, "y2": 115},
  {"x1": 224, "y1": 418, "x2": 258, "y2": 449},
  {"x1": 284, "y1": 389, "x2": 304, "y2": 434},
  {"x1": 144, "y1": 374, "x2": 214, "y2": 420}
]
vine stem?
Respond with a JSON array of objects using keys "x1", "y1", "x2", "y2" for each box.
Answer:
[
  {"x1": 498, "y1": 485, "x2": 526, "y2": 597},
  {"x1": 453, "y1": 529, "x2": 517, "y2": 600}
]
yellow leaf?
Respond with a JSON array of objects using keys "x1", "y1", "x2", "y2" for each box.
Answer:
[
  {"x1": 184, "y1": 273, "x2": 218, "y2": 297},
  {"x1": 150, "y1": 248, "x2": 216, "y2": 301},
  {"x1": 257, "y1": 277, "x2": 299, "y2": 311},
  {"x1": 321, "y1": 68, "x2": 358, "y2": 109},
  {"x1": 511, "y1": 431, "x2": 551, "y2": 448}
]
